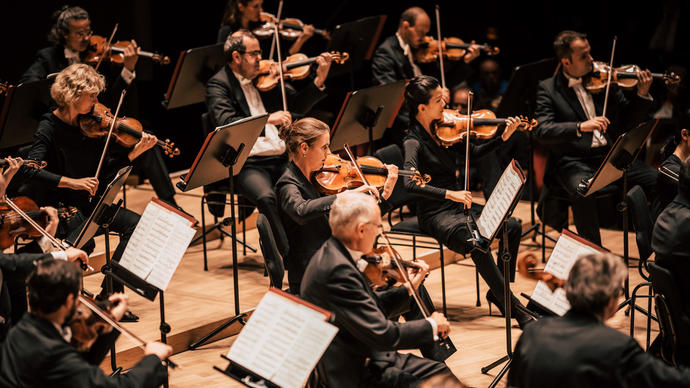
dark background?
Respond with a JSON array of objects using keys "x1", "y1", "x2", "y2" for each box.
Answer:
[{"x1": 1, "y1": 0, "x2": 687, "y2": 172}]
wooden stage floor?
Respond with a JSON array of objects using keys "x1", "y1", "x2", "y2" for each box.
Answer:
[{"x1": 82, "y1": 179, "x2": 656, "y2": 388}]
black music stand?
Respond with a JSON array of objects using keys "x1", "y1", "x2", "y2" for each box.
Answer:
[
  {"x1": 178, "y1": 114, "x2": 267, "y2": 350},
  {"x1": 329, "y1": 80, "x2": 406, "y2": 154},
  {"x1": 326, "y1": 15, "x2": 387, "y2": 80},
  {"x1": 0, "y1": 79, "x2": 52, "y2": 150},
  {"x1": 161, "y1": 43, "x2": 225, "y2": 110},
  {"x1": 576, "y1": 120, "x2": 657, "y2": 304},
  {"x1": 496, "y1": 57, "x2": 559, "y2": 244}
]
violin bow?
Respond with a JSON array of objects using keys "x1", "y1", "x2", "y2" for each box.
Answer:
[
  {"x1": 380, "y1": 233, "x2": 431, "y2": 318},
  {"x1": 78, "y1": 294, "x2": 179, "y2": 369},
  {"x1": 1, "y1": 195, "x2": 93, "y2": 271},
  {"x1": 95, "y1": 23, "x2": 119, "y2": 72},
  {"x1": 463, "y1": 91, "x2": 473, "y2": 215},
  {"x1": 434, "y1": 5, "x2": 446, "y2": 91},
  {"x1": 272, "y1": 18, "x2": 289, "y2": 112},
  {"x1": 343, "y1": 143, "x2": 380, "y2": 203},
  {"x1": 268, "y1": 0, "x2": 285, "y2": 61},
  {"x1": 93, "y1": 90, "x2": 126, "y2": 189},
  {"x1": 602, "y1": 36, "x2": 617, "y2": 118}
]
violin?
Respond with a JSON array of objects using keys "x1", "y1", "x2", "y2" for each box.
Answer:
[
  {"x1": 434, "y1": 109, "x2": 537, "y2": 147},
  {"x1": 69, "y1": 297, "x2": 114, "y2": 352},
  {"x1": 83, "y1": 35, "x2": 170, "y2": 66},
  {"x1": 0, "y1": 159, "x2": 46, "y2": 170},
  {"x1": 254, "y1": 51, "x2": 349, "y2": 92},
  {"x1": 0, "y1": 196, "x2": 77, "y2": 250},
  {"x1": 361, "y1": 246, "x2": 421, "y2": 288},
  {"x1": 517, "y1": 252, "x2": 566, "y2": 292},
  {"x1": 78, "y1": 102, "x2": 180, "y2": 157},
  {"x1": 584, "y1": 61, "x2": 681, "y2": 94},
  {"x1": 253, "y1": 12, "x2": 330, "y2": 41},
  {"x1": 312, "y1": 154, "x2": 430, "y2": 195},
  {"x1": 414, "y1": 36, "x2": 499, "y2": 63}
]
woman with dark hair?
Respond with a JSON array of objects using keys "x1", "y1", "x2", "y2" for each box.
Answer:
[
  {"x1": 217, "y1": 0, "x2": 315, "y2": 55},
  {"x1": 402, "y1": 75, "x2": 534, "y2": 328},
  {"x1": 654, "y1": 114, "x2": 690, "y2": 218}
]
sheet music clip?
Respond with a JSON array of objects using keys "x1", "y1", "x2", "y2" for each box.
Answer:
[
  {"x1": 466, "y1": 219, "x2": 490, "y2": 253},
  {"x1": 214, "y1": 355, "x2": 278, "y2": 388},
  {"x1": 220, "y1": 143, "x2": 245, "y2": 168}
]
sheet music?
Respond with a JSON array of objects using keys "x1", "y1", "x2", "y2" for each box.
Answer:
[
  {"x1": 228, "y1": 290, "x2": 338, "y2": 388},
  {"x1": 477, "y1": 161, "x2": 524, "y2": 240},
  {"x1": 530, "y1": 232, "x2": 603, "y2": 316},
  {"x1": 118, "y1": 200, "x2": 196, "y2": 291}
]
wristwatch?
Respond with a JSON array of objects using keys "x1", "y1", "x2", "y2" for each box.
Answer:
[{"x1": 576, "y1": 122, "x2": 582, "y2": 137}]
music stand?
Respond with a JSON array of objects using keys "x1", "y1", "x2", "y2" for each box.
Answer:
[
  {"x1": 161, "y1": 43, "x2": 226, "y2": 110},
  {"x1": 177, "y1": 114, "x2": 267, "y2": 350},
  {"x1": 0, "y1": 79, "x2": 52, "y2": 149},
  {"x1": 496, "y1": 57, "x2": 559, "y2": 244},
  {"x1": 326, "y1": 15, "x2": 387, "y2": 79},
  {"x1": 329, "y1": 80, "x2": 406, "y2": 154}
]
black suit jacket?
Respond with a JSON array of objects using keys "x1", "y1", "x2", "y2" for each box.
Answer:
[
  {"x1": 205, "y1": 64, "x2": 326, "y2": 132},
  {"x1": 0, "y1": 313, "x2": 167, "y2": 388},
  {"x1": 300, "y1": 237, "x2": 433, "y2": 388},
  {"x1": 508, "y1": 310, "x2": 690, "y2": 388},
  {"x1": 371, "y1": 35, "x2": 416, "y2": 86},
  {"x1": 534, "y1": 71, "x2": 653, "y2": 172}
]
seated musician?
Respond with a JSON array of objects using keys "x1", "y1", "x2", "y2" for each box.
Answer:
[
  {"x1": 508, "y1": 252, "x2": 690, "y2": 387},
  {"x1": 0, "y1": 259, "x2": 172, "y2": 387},
  {"x1": 371, "y1": 6, "x2": 480, "y2": 146},
  {"x1": 19, "y1": 5, "x2": 183, "y2": 210},
  {"x1": 0, "y1": 156, "x2": 88, "y2": 330},
  {"x1": 533, "y1": 30, "x2": 657, "y2": 245},
  {"x1": 402, "y1": 75, "x2": 534, "y2": 328},
  {"x1": 217, "y1": 0, "x2": 315, "y2": 56},
  {"x1": 275, "y1": 117, "x2": 397, "y2": 292},
  {"x1": 653, "y1": 114, "x2": 690, "y2": 217},
  {"x1": 300, "y1": 191, "x2": 455, "y2": 387},
  {"x1": 205, "y1": 29, "x2": 332, "y2": 256},
  {"x1": 19, "y1": 63, "x2": 155, "y2": 322}
]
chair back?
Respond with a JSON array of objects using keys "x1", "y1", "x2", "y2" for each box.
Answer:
[
  {"x1": 648, "y1": 262, "x2": 690, "y2": 365},
  {"x1": 374, "y1": 144, "x2": 415, "y2": 211},
  {"x1": 256, "y1": 213, "x2": 285, "y2": 289},
  {"x1": 626, "y1": 185, "x2": 654, "y2": 262}
]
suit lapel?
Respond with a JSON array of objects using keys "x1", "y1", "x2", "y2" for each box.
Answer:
[
  {"x1": 331, "y1": 238, "x2": 386, "y2": 311},
  {"x1": 224, "y1": 66, "x2": 251, "y2": 117},
  {"x1": 555, "y1": 72, "x2": 588, "y2": 122},
  {"x1": 390, "y1": 37, "x2": 414, "y2": 79}
]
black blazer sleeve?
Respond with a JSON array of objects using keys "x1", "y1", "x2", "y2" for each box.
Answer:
[
  {"x1": 20, "y1": 49, "x2": 54, "y2": 84},
  {"x1": 206, "y1": 75, "x2": 245, "y2": 128},
  {"x1": 534, "y1": 81, "x2": 581, "y2": 145},
  {"x1": 371, "y1": 40, "x2": 403, "y2": 85},
  {"x1": 0, "y1": 252, "x2": 50, "y2": 274},
  {"x1": 278, "y1": 180, "x2": 336, "y2": 226},
  {"x1": 374, "y1": 286, "x2": 412, "y2": 318},
  {"x1": 619, "y1": 336, "x2": 690, "y2": 386},
  {"x1": 403, "y1": 138, "x2": 447, "y2": 200},
  {"x1": 24, "y1": 120, "x2": 63, "y2": 187}
]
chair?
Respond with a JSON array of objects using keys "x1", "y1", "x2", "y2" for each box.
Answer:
[
  {"x1": 256, "y1": 213, "x2": 286, "y2": 291},
  {"x1": 648, "y1": 262, "x2": 690, "y2": 366},
  {"x1": 374, "y1": 144, "x2": 480, "y2": 316}
]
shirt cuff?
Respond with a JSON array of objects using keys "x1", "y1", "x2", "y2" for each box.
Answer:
[
  {"x1": 120, "y1": 67, "x2": 136, "y2": 84},
  {"x1": 37, "y1": 235, "x2": 55, "y2": 253},
  {"x1": 637, "y1": 92, "x2": 653, "y2": 101},
  {"x1": 426, "y1": 317, "x2": 439, "y2": 341},
  {"x1": 50, "y1": 251, "x2": 67, "y2": 261},
  {"x1": 314, "y1": 81, "x2": 326, "y2": 91}
]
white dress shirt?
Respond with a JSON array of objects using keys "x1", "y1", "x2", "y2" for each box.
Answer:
[
  {"x1": 232, "y1": 71, "x2": 286, "y2": 157},
  {"x1": 396, "y1": 32, "x2": 422, "y2": 77},
  {"x1": 563, "y1": 72, "x2": 607, "y2": 148}
]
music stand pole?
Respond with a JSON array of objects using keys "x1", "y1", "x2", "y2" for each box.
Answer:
[{"x1": 481, "y1": 219, "x2": 513, "y2": 386}]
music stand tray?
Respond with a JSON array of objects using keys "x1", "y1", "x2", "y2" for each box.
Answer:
[
  {"x1": 162, "y1": 43, "x2": 226, "y2": 110},
  {"x1": 326, "y1": 15, "x2": 387, "y2": 78},
  {"x1": 0, "y1": 79, "x2": 52, "y2": 149},
  {"x1": 329, "y1": 80, "x2": 406, "y2": 152}
]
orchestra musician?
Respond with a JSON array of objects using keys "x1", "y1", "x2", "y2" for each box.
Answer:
[
  {"x1": 19, "y1": 63, "x2": 155, "y2": 322},
  {"x1": 19, "y1": 5, "x2": 183, "y2": 211},
  {"x1": 533, "y1": 30, "x2": 657, "y2": 245},
  {"x1": 508, "y1": 252, "x2": 690, "y2": 387},
  {"x1": 205, "y1": 29, "x2": 332, "y2": 256},
  {"x1": 300, "y1": 191, "x2": 455, "y2": 387},
  {"x1": 275, "y1": 117, "x2": 397, "y2": 292},
  {"x1": 0, "y1": 259, "x2": 172, "y2": 388},
  {"x1": 402, "y1": 75, "x2": 534, "y2": 328},
  {"x1": 653, "y1": 114, "x2": 690, "y2": 217}
]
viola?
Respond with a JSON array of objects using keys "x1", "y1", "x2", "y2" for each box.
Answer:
[
  {"x1": 83, "y1": 35, "x2": 170, "y2": 66},
  {"x1": 434, "y1": 109, "x2": 537, "y2": 147},
  {"x1": 516, "y1": 252, "x2": 566, "y2": 292},
  {"x1": 0, "y1": 196, "x2": 77, "y2": 250},
  {"x1": 253, "y1": 12, "x2": 330, "y2": 41},
  {"x1": 414, "y1": 36, "x2": 499, "y2": 63},
  {"x1": 68, "y1": 298, "x2": 114, "y2": 352},
  {"x1": 254, "y1": 51, "x2": 349, "y2": 92},
  {"x1": 584, "y1": 61, "x2": 681, "y2": 94},
  {"x1": 78, "y1": 102, "x2": 180, "y2": 157},
  {"x1": 312, "y1": 154, "x2": 430, "y2": 195}
]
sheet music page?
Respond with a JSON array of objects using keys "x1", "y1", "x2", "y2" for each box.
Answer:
[
  {"x1": 228, "y1": 291, "x2": 338, "y2": 388},
  {"x1": 477, "y1": 161, "x2": 524, "y2": 240},
  {"x1": 530, "y1": 232, "x2": 603, "y2": 316},
  {"x1": 118, "y1": 201, "x2": 196, "y2": 291}
]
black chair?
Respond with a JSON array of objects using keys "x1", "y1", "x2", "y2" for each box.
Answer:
[
  {"x1": 648, "y1": 262, "x2": 690, "y2": 366},
  {"x1": 626, "y1": 185, "x2": 658, "y2": 346},
  {"x1": 256, "y1": 213, "x2": 286, "y2": 291},
  {"x1": 374, "y1": 144, "x2": 480, "y2": 316}
]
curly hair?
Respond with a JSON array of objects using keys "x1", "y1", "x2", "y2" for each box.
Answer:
[
  {"x1": 50, "y1": 64, "x2": 105, "y2": 109},
  {"x1": 48, "y1": 5, "x2": 89, "y2": 45}
]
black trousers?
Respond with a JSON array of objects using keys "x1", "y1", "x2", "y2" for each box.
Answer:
[
  {"x1": 364, "y1": 352, "x2": 452, "y2": 388},
  {"x1": 556, "y1": 157, "x2": 657, "y2": 245}
]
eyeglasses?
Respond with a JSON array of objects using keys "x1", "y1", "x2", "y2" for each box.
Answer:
[
  {"x1": 239, "y1": 49, "x2": 262, "y2": 57},
  {"x1": 71, "y1": 29, "x2": 93, "y2": 38}
]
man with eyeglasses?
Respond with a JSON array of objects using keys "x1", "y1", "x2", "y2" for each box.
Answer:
[
  {"x1": 300, "y1": 191, "x2": 456, "y2": 388},
  {"x1": 204, "y1": 29, "x2": 332, "y2": 256}
]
